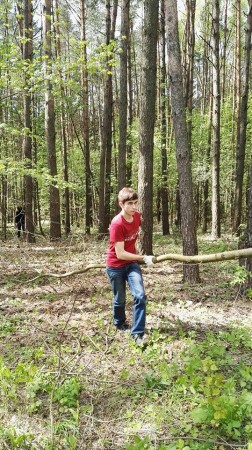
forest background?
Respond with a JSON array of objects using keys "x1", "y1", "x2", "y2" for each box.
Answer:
[
  {"x1": 1, "y1": 0, "x2": 251, "y2": 257},
  {"x1": 1, "y1": 0, "x2": 252, "y2": 449}
]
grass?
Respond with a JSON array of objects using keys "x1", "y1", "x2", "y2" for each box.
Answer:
[{"x1": 0, "y1": 233, "x2": 251, "y2": 449}]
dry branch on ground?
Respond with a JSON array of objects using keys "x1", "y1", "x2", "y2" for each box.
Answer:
[{"x1": 27, "y1": 248, "x2": 252, "y2": 282}]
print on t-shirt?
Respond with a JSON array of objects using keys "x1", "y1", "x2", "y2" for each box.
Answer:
[
  {"x1": 125, "y1": 231, "x2": 139, "y2": 241},
  {"x1": 106, "y1": 211, "x2": 141, "y2": 268}
]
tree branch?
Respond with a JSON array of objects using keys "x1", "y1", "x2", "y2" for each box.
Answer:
[
  {"x1": 153, "y1": 247, "x2": 252, "y2": 264},
  {"x1": 26, "y1": 248, "x2": 252, "y2": 283}
]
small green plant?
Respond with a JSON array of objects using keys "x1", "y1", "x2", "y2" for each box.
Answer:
[
  {"x1": 0, "y1": 426, "x2": 35, "y2": 449},
  {"x1": 126, "y1": 435, "x2": 153, "y2": 450},
  {"x1": 0, "y1": 319, "x2": 16, "y2": 336},
  {"x1": 53, "y1": 377, "x2": 81, "y2": 409},
  {"x1": 65, "y1": 433, "x2": 77, "y2": 450},
  {"x1": 144, "y1": 372, "x2": 169, "y2": 393},
  {"x1": 125, "y1": 436, "x2": 213, "y2": 450},
  {"x1": 230, "y1": 265, "x2": 250, "y2": 286},
  {"x1": 246, "y1": 288, "x2": 252, "y2": 299}
]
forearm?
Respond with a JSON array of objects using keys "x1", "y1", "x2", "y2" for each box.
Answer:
[{"x1": 116, "y1": 249, "x2": 144, "y2": 262}]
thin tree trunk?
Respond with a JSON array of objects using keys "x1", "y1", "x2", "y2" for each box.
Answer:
[
  {"x1": 54, "y1": 0, "x2": 70, "y2": 236},
  {"x1": 221, "y1": 0, "x2": 229, "y2": 100},
  {"x1": 23, "y1": 0, "x2": 35, "y2": 243},
  {"x1": 126, "y1": 18, "x2": 133, "y2": 185},
  {"x1": 80, "y1": 0, "x2": 92, "y2": 234},
  {"x1": 232, "y1": 1, "x2": 252, "y2": 234},
  {"x1": 245, "y1": 165, "x2": 252, "y2": 279},
  {"x1": 200, "y1": 6, "x2": 210, "y2": 115},
  {"x1": 138, "y1": 0, "x2": 159, "y2": 254},
  {"x1": 98, "y1": 0, "x2": 114, "y2": 235},
  {"x1": 239, "y1": 164, "x2": 252, "y2": 291},
  {"x1": 183, "y1": 0, "x2": 196, "y2": 151},
  {"x1": 1, "y1": 175, "x2": 7, "y2": 241},
  {"x1": 160, "y1": 0, "x2": 169, "y2": 235},
  {"x1": 211, "y1": 0, "x2": 221, "y2": 239},
  {"x1": 0, "y1": 75, "x2": 7, "y2": 240},
  {"x1": 42, "y1": 0, "x2": 61, "y2": 240},
  {"x1": 118, "y1": 0, "x2": 129, "y2": 191},
  {"x1": 202, "y1": 93, "x2": 212, "y2": 233},
  {"x1": 33, "y1": 120, "x2": 45, "y2": 236},
  {"x1": 166, "y1": 0, "x2": 200, "y2": 282}
]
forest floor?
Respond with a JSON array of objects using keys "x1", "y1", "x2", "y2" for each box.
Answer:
[{"x1": 0, "y1": 231, "x2": 252, "y2": 450}]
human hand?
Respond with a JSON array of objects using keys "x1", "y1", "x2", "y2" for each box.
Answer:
[{"x1": 143, "y1": 255, "x2": 154, "y2": 267}]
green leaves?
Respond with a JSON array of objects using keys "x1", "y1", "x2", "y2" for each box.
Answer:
[
  {"x1": 230, "y1": 265, "x2": 250, "y2": 286},
  {"x1": 0, "y1": 157, "x2": 78, "y2": 192},
  {"x1": 0, "y1": 426, "x2": 34, "y2": 449},
  {"x1": 126, "y1": 436, "x2": 153, "y2": 450},
  {"x1": 53, "y1": 377, "x2": 81, "y2": 409},
  {"x1": 190, "y1": 405, "x2": 212, "y2": 424}
]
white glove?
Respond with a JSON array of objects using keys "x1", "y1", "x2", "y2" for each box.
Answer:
[{"x1": 143, "y1": 255, "x2": 154, "y2": 267}]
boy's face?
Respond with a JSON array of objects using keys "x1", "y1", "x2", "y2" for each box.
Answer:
[{"x1": 120, "y1": 199, "x2": 138, "y2": 217}]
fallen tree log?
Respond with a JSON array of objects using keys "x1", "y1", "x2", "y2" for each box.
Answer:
[
  {"x1": 153, "y1": 247, "x2": 252, "y2": 264},
  {"x1": 26, "y1": 247, "x2": 252, "y2": 283}
]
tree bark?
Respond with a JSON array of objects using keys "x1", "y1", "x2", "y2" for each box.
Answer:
[
  {"x1": 118, "y1": 0, "x2": 129, "y2": 191},
  {"x1": 0, "y1": 71, "x2": 7, "y2": 240},
  {"x1": 126, "y1": 18, "x2": 133, "y2": 185},
  {"x1": 211, "y1": 0, "x2": 221, "y2": 239},
  {"x1": 202, "y1": 93, "x2": 212, "y2": 233},
  {"x1": 54, "y1": 0, "x2": 70, "y2": 236},
  {"x1": 183, "y1": 0, "x2": 196, "y2": 152},
  {"x1": 80, "y1": 0, "x2": 92, "y2": 234},
  {"x1": 1, "y1": 175, "x2": 7, "y2": 241},
  {"x1": 42, "y1": 0, "x2": 61, "y2": 240},
  {"x1": 166, "y1": 0, "x2": 200, "y2": 282},
  {"x1": 232, "y1": 1, "x2": 252, "y2": 234},
  {"x1": 221, "y1": 0, "x2": 229, "y2": 101},
  {"x1": 98, "y1": 0, "x2": 115, "y2": 235},
  {"x1": 23, "y1": 0, "x2": 35, "y2": 242},
  {"x1": 160, "y1": 0, "x2": 169, "y2": 235},
  {"x1": 243, "y1": 166, "x2": 252, "y2": 278},
  {"x1": 138, "y1": 0, "x2": 159, "y2": 254}
]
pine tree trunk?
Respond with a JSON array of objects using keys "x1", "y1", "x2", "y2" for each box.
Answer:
[
  {"x1": 240, "y1": 165, "x2": 252, "y2": 291},
  {"x1": 98, "y1": 0, "x2": 114, "y2": 235},
  {"x1": 126, "y1": 20, "x2": 133, "y2": 185},
  {"x1": 80, "y1": 0, "x2": 92, "y2": 234},
  {"x1": 211, "y1": 0, "x2": 221, "y2": 239},
  {"x1": 166, "y1": 0, "x2": 200, "y2": 283},
  {"x1": 160, "y1": 0, "x2": 169, "y2": 235},
  {"x1": 1, "y1": 175, "x2": 7, "y2": 241},
  {"x1": 138, "y1": 0, "x2": 159, "y2": 254},
  {"x1": 202, "y1": 93, "x2": 212, "y2": 233},
  {"x1": 42, "y1": 0, "x2": 61, "y2": 240},
  {"x1": 221, "y1": 0, "x2": 229, "y2": 100},
  {"x1": 118, "y1": 0, "x2": 129, "y2": 191},
  {"x1": 0, "y1": 73, "x2": 7, "y2": 240},
  {"x1": 183, "y1": 0, "x2": 196, "y2": 151},
  {"x1": 33, "y1": 132, "x2": 45, "y2": 236},
  {"x1": 54, "y1": 0, "x2": 70, "y2": 236},
  {"x1": 232, "y1": 1, "x2": 252, "y2": 234},
  {"x1": 23, "y1": 0, "x2": 35, "y2": 242},
  {"x1": 246, "y1": 167, "x2": 252, "y2": 277}
]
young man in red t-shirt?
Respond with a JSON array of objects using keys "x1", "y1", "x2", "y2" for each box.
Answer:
[{"x1": 106, "y1": 187, "x2": 154, "y2": 345}]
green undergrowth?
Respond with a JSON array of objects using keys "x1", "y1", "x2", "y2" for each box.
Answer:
[
  {"x1": 0, "y1": 234, "x2": 252, "y2": 449},
  {"x1": 125, "y1": 327, "x2": 252, "y2": 449},
  {"x1": 0, "y1": 327, "x2": 252, "y2": 448}
]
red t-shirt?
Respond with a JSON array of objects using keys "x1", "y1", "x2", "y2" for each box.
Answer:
[{"x1": 106, "y1": 211, "x2": 141, "y2": 268}]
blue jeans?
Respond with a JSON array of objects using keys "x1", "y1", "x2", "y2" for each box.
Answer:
[{"x1": 106, "y1": 263, "x2": 146, "y2": 335}]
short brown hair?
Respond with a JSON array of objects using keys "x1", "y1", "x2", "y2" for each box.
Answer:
[{"x1": 118, "y1": 187, "x2": 138, "y2": 204}]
